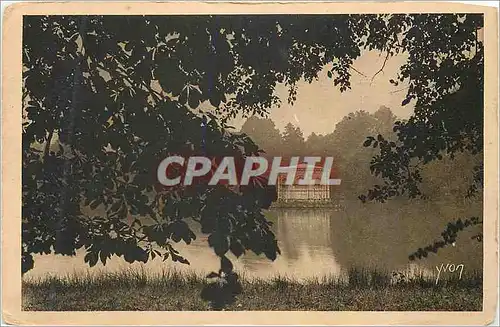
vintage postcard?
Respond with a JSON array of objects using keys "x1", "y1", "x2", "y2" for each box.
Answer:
[{"x1": 2, "y1": 1, "x2": 499, "y2": 325}]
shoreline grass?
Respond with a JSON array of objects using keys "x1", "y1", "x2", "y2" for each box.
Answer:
[{"x1": 22, "y1": 268, "x2": 483, "y2": 311}]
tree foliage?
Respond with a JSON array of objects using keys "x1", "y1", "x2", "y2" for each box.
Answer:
[
  {"x1": 359, "y1": 15, "x2": 483, "y2": 202},
  {"x1": 23, "y1": 14, "x2": 483, "y2": 296},
  {"x1": 281, "y1": 123, "x2": 306, "y2": 156},
  {"x1": 357, "y1": 15, "x2": 484, "y2": 258},
  {"x1": 241, "y1": 107, "x2": 398, "y2": 199},
  {"x1": 240, "y1": 116, "x2": 283, "y2": 155}
]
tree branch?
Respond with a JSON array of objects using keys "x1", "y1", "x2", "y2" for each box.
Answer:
[
  {"x1": 389, "y1": 86, "x2": 409, "y2": 94},
  {"x1": 43, "y1": 130, "x2": 54, "y2": 162},
  {"x1": 370, "y1": 51, "x2": 390, "y2": 84},
  {"x1": 350, "y1": 65, "x2": 367, "y2": 77}
]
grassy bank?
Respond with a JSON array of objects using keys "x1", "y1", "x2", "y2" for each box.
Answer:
[{"x1": 22, "y1": 268, "x2": 482, "y2": 311}]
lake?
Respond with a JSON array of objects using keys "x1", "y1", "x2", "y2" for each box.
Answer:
[{"x1": 24, "y1": 200, "x2": 483, "y2": 281}]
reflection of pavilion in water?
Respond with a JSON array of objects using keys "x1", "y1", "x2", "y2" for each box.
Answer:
[
  {"x1": 275, "y1": 209, "x2": 333, "y2": 260},
  {"x1": 235, "y1": 209, "x2": 341, "y2": 278}
]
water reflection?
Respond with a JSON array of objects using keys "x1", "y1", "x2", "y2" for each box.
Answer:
[
  {"x1": 328, "y1": 200, "x2": 483, "y2": 273},
  {"x1": 24, "y1": 201, "x2": 482, "y2": 281}
]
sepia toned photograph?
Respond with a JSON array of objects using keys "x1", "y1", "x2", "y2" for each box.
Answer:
[{"x1": 1, "y1": 1, "x2": 498, "y2": 325}]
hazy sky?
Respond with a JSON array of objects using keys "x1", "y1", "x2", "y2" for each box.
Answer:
[{"x1": 230, "y1": 50, "x2": 415, "y2": 137}]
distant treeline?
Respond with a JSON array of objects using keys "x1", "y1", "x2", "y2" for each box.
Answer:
[{"x1": 240, "y1": 106, "x2": 482, "y2": 202}]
